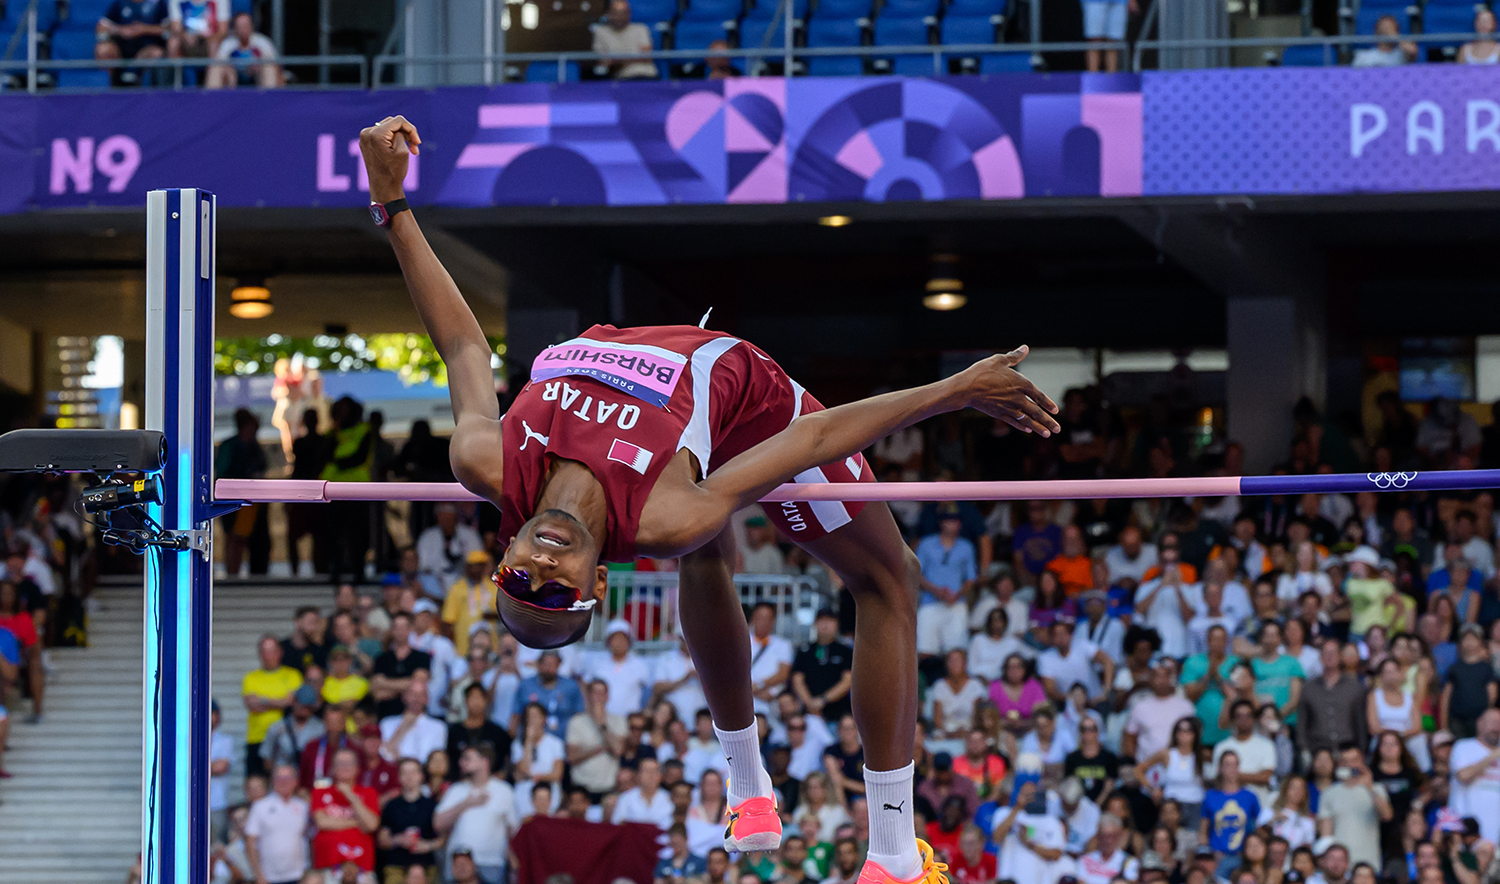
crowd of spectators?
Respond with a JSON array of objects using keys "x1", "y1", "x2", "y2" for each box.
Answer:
[
  {"x1": 93, "y1": 0, "x2": 282, "y2": 88},
  {"x1": 0, "y1": 473, "x2": 89, "y2": 778},
  {"x1": 203, "y1": 388, "x2": 1500, "y2": 884}
]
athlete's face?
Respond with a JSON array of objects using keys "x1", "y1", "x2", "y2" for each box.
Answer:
[{"x1": 496, "y1": 510, "x2": 608, "y2": 648}]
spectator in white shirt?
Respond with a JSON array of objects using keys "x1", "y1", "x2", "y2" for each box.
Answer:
[
  {"x1": 1433, "y1": 511, "x2": 1495, "y2": 578},
  {"x1": 679, "y1": 708, "x2": 731, "y2": 785},
  {"x1": 1078, "y1": 814, "x2": 1141, "y2": 884},
  {"x1": 380, "y1": 680, "x2": 449, "y2": 764},
  {"x1": 967, "y1": 607, "x2": 1031, "y2": 681},
  {"x1": 649, "y1": 635, "x2": 706, "y2": 725},
  {"x1": 1188, "y1": 582, "x2": 1243, "y2": 657},
  {"x1": 748, "y1": 603, "x2": 794, "y2": 719},
  {"x1": 414, "y1": 504, "x2": 483, "y2": 599},
  {"x1": 435, "y1": 745, "x2": 519, "y2": 884},
  {"x1": 613, "y1": 757, "x2": 676, "y2": 828},
  {"x1": 588, "y1": 621, "x2": 654, "y2": 717},
  {"x1": 167, "y1": 0, "x2": 229, "y2": 60},
  {"x1": 592, "y1": 0, "x2": 659, "y2": 79},
  {"x1": 410, "y1": 599, "x2": 459, "y2": 718},
  {"x1": 206, "y1": 12, "x2": 281, "y2": 88},
  {"x1": 1123, "y1": 656, "x2": 1196, "y2": 763},
  {"x1": 1211, "y1": 699, "x2": 1280, "y2": 805},
  {"x1": 929, "y1": 648, "x2": 987, "y2": 755},
  {"x1": 244, "y1": 764, "x2": 310, "y2": 884},
  {"x1": 1105, "y1": 527, "x2": 1159, "y2": 587},
  {"x1": 1448, "y1": 709, "x2": 1500, "y2": 843},
  {"x1": 740, "y1": 515, "x2": 787, "y2": 574},
  {"x1": 1038, "y1": 619, "x2": 1116, "y2": 704}
]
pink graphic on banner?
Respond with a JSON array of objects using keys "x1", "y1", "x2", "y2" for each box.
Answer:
[
  {"x1": 479, "y1": 103, "x2": 552, "y2": 128},
  {"x1": 666, "y1": 92, "x2": 724, "y2": 153},
  {"x1": 836, "y1": 129, "x2": 885, "y2": 179},
  {"x1": 456, "y1": 143, "x2": 536, "y2": 169},
  {"x1": 972, "y1": 135, "x2": 1025, "y2": 198},
  {"x1": 1081, "y1": 92, "x2": 1143, "y2": 196},
  {"x1": 531, "y1": 340, "x2": 688, "y2": 408}
]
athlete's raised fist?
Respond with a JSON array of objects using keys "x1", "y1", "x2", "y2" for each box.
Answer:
[{"x1": 358, "y1": 115, "x2": 422, "y2": 204}]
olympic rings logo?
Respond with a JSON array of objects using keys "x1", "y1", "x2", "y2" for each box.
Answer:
[{"x1": 1367, "y1": 472, "x2": 1418, "y2": 489}]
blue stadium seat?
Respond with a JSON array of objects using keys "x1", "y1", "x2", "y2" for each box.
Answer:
[
  {"x1": 941, "y1": 13, "x2": 995, "y2": 45},
  {"x1": 1421, "y1": 1, "x2": 1478, "y2": 53},
  {"x1": 880, "y1": 0, "x2": 940, "y2": 18},
  {"x1": 630, "y1": 0, "x2": 681, "y2": 24},
  {"x1": 525, "y1": 60, "x2": 581, "y2": 81},
  {"x1": 979, "y1": 50, "x2": 1032, "y2": 71},
  {"x1": 946, "y1": 0, "x2": 1006, "y2": 16},
  {"x1": 814, "y1": 0, "x2": 872, "y2": 20},
  {"x1": 804, "y1": 15, "x2": 863, "y2": 73},
  {"x1": 941, "y1": 13, "x2": 996, "y2": 71},
  {"x1": 1354, "y1": 2, "x2": 1409, "y2": 34},
  {"x1": 745, "y1": 0, "x2": 810, "y2": 19},
  {"x1": 672, "y1": 17, "x2": 729, "y2": 74},
  {"x1": 871, "y1": 15, "x2": 932, "y2": 73},
  {"x1": 49, "y1": 27, "x2": 110, "y2": 87},
  {"x1": 231, "y1": 0, "x2": 253, "y2": 13},
  {"x1": 1280, "y1": 43, "x2": 1334, "y2": 64},
  {"x1": 680, "y1": 0, "x2": 742, "y2": 21},
  {"x1": 60, "y1": 0, "x2": 111, "y2": 30}
]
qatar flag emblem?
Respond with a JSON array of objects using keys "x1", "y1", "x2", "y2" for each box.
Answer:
[{"x1": 608, "y1": 438, "x2": 654, "y2": 475}]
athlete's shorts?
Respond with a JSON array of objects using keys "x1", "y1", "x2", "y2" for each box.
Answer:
[{"x1": 690, "y1": 338, "x2": 874, "y2": 543}]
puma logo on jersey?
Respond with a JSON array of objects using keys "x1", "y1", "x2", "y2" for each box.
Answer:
[
  {"x1": 517, "y1": 419, "x2": 549, "y2": 451},
  {"x1": 882, "y1": 801, "x2": 905, "y2": 813},
  {"x1": 541, "y1": 381, "x2": 640, "y2": 430}
]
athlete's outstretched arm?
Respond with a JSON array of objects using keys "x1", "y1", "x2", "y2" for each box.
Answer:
[
  {"x1": 360, "y1": 116, "x2": 504, "y2": 497},
  {"x1": 658, "y1": 347, "x2": 1058, "y2": 553}
]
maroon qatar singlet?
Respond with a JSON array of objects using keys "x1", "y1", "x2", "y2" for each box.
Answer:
[{"x1": 498, "y1": 324, "x2": 873, "y2": 562}]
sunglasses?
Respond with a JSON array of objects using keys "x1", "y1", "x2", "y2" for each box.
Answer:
[{"x1": 493, "y1": 566, "x2": 596, "y2": 613}]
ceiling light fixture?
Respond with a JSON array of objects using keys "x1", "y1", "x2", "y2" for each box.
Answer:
[
  {"x1": 818, "y1": 215, "x2": 853, "y2": 227},
  {"x1": 923, "y1": 254, "x2": 966, "y2": 311},
  {"x1": 230, "y1": 279, "x2": 273, "y2": 319}
]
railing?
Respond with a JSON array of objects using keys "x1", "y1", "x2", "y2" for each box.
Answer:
[
  {"x1": 4, "y1": 53, "x2": 370, "y2": 92},
  {"x1": 371, "y1": 40, "x2": 1122, "y2": 84},
  {"x1": 1130, "y1": 29, "x2": 1486, "y2": 70},
  {"x1": 580, "y1": 571, "x2": 829, "y2": 650}
]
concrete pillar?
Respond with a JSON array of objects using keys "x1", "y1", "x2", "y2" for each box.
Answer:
[{"x1": 1226, "y1": 293, "x2": 1326, "y2": 473}]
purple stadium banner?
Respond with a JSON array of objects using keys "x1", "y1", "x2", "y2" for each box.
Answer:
[
  {"x1": 1, "y1": 65, "x2": 1497, "y2": 216},
  {"x1": 1143, "y1": 65, "x2": 1500, "y2": 196},
  {"x1": 0, "y1": 74, "x2": 1141, "y2": 214}
]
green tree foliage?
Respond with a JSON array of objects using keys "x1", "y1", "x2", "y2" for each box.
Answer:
[{"x1": 214, "y1": 333, "x2": 505, "y2": 387}]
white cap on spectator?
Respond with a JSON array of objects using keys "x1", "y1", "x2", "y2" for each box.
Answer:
[
  {"x1": 413, "y1": 598, "x2": 439, "y2": 615},
  {"x1": 1345, "y1": 546, "x2": 1380, "y2": 568},
  {"x1": 605, "y1": 619, "x2": 632, "y2": 639}
]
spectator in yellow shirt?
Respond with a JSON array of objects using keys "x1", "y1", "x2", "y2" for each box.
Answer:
[
  {"x1": 241, "y1": 634, "x2": 304, "y2": 777},
  {"x1": 321, "y1": 644, "x2": 370, "y2": 726},
  {"x1": 442, "y1": 550, "x2": 498, "y2": 656}
]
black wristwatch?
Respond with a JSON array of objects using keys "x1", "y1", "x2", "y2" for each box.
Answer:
[{"x1": 369, "y1": 197, "x2": 410, "y2": 228}]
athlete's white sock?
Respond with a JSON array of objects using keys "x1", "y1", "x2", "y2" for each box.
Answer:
[
  {"x1": 715, "y1": 721, "x2": 773, "y2": 806},
  {"x1": 865, "y1": 762, "x2": 922, "y2": 880}
]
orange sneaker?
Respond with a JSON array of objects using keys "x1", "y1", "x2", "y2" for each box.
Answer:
[
  {"x1": 724, "y1": 795, "x2": 781, "y2": 852},
  {"x1": 856, "y1": 840, "x2": 950, "y2": 884}
]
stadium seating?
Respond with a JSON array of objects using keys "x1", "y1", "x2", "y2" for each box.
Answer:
[
  {"x1": 671, "y1": 17, "x2": 731, "y2": 75},
  {"x1": 745, "y1": 0, "x2": 811, "y2": 20},
  {"x1": 813, "y1": 0, "x2": 873, "y2": 20},
  {"x1": 48, "y1": 28, "x2": 109, "y2": 88},
  {"x1": 871, "y1": 15, "x2": 933, "y2": 74},
  {"x1": 680, "y1": 0, "x2": 743, "y2": 22},
  {"x1": 941, "y1": 13, "x2": 998, "y2": 72},
  {"x1": 525, "y1": 60, "x2": 582, "y2": 81},
  {"x1": 979, "y1": 50, "x2": 1033, "y2": 71},
  {"x1": 1420, "y1": 1, "x2": 1479, "y2": 56},
  {"x1": 804, "y1": 15, "x2": 864, "y2": 73},
  {"x1": 1279, "y1": 43, "x2": 1334, "y2": 64},
  {"x1": 1353, "y1": 0, "x2": 1411, "y2": 35},
  {"x1": 879, "y1": 0, "x2": 941, "y2": 19}
]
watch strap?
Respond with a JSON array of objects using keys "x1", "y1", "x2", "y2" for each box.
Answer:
[{"x1": 382, "y1": 198, "x2": 410, "y2": 223}]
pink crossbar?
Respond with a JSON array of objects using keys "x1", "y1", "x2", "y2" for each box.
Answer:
[{"x1": 214, "y1": 476, "x2": 1243, "y2": 503}]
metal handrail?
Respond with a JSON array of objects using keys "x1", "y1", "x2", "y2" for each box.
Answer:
[
  {"x1": 581, "y1": 571, "x2": 828, "y2": 650},
  {"x1": 372, "y1": 39, "x2": 1126, "y2": 84},
  {"x1": 1131, "y1": 29, "x2": 1491, "y2": 70},
  {"x1": 9, "y1": 52, "x2": 370, "y2": 91}
]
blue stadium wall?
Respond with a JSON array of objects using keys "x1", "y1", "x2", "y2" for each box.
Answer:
[{"x1": 3, "y1": 66, "x2": 1499, "y2": 214}]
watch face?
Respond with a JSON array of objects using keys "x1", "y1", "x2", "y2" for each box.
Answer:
[{"x1": 369, "y1": 203, "x2": 388, "y2": 226}]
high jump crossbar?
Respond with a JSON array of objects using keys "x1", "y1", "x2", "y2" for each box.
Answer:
[{"x1": 215, "y1": 469, "x2": 1494, "y2": 503}]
